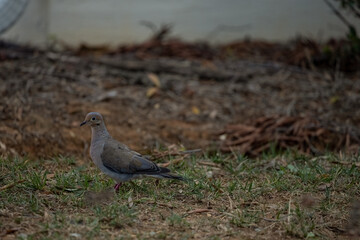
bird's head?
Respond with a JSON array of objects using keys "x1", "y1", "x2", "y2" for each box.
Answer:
[{"x1": 80, "y1": 112, "x2": 104, "y2": 127}]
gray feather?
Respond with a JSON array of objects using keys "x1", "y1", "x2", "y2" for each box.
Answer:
[{"x1": 101, "y1": 138, "x2": 167, "y2": 175}]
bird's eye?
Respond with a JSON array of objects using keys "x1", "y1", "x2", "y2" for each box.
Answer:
[{"x1": 91, "y1": 117, "x2": 96, "y2": 121}]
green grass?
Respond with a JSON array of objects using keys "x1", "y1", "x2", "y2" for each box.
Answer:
[{"x1": 0, "y1": 151, "x2": 359, "y2": 239}]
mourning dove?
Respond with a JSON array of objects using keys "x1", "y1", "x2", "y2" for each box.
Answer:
[{"x1": 80, "y1": 112, "x2": 184, "y2": 191}]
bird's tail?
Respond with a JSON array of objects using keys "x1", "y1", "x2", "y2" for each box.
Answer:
[
  {"x1": 159, "y1": 172, "x2": 187, "y2": 181},
  {"x1": 147, "y1": 167, "x2": 187, "y2": 181}
]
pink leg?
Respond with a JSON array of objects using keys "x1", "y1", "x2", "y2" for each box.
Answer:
[{"x1": 114, "y1": 183, "x2": 123, "y2": 192}]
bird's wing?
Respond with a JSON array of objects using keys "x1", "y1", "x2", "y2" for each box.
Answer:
[{"x1": 101, "y1": 138, "x2": 168, "y2": 175}]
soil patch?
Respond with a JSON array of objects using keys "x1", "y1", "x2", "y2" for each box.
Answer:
[{"x1": 0, "y1": 40, "x2": 359, "y2": 158}]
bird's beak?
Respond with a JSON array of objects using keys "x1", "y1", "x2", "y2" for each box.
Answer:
[{"x1": 80, "y1": 121, "x2": 87, "y2": 127}]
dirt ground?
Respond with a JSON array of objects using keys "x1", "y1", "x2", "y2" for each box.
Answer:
[
  {"x1": 0, "y1": 39, "x2": 360, "y2": 158},
  {"x1": 1, "y1": 39, "x2": 360, "y2": 240}
]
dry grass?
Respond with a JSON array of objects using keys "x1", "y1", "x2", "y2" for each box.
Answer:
[{"x1": 0, "y1": 151, "x2": 360, "y2": 239}]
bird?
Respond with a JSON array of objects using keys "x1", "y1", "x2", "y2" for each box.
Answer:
[{"x1": 80, "y1": 112, "x2": 185, "y2": 191}]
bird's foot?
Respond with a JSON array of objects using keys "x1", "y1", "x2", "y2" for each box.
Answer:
[{"x1": 114, "y1": 183, "x2": 123, "y2": 192}]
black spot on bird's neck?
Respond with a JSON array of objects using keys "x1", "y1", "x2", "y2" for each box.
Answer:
[{"x1": 96, "y1": 123, "x2": 100, "y2": 126}]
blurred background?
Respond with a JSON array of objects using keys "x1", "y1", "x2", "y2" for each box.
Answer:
[
  {"x1": 0, "y1": 0, "x2": 360, "y2": 158},
  {"x1": 1, "y1": 0, "x2": 359, "y2": 46}
]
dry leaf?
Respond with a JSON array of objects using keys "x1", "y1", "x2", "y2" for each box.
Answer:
[
  {"x1": 146, "y1": 87, "x2": 158, "y2": 98},
  {"x1": 44, "y1": 209, "x2": 50, "y2": 220},
  {"x1": 147, "y1": 73, "x2": 161, "y2": 87},
  {"x1": 69, "y1": 233, "x2": 81, "y2": 238},
  {"x1": 69, "y1": 131, "x2": 75, "y2": 138},
  {"x1": 128, "y1": 196, "x2": 133, "y2": 208},
  {"x1": 0, "y1": 141, "x2": 6, "y2": 151},
  {"x1": 330, "y1": 96, "x2": 339, "y2": 104},
  {"x1": 209, "y1": 110, "x2": 217, "y2": 119},
  {"x1": 192, "y1": 106, "x2": 200, "y2": 115},
  {"x1": 46, "y1": 173, "x2": 55, "y2": 180}
]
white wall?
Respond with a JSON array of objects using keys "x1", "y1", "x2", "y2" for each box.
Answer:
[
  {"x1": 1, "y1": 0, "x2": 49, "y2": 45},
  {"x1": 1, "y1": 0, "x2": 358, "y2": 46}
]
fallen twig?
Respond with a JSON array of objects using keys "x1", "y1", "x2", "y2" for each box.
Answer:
[
  {"x1": 263, "y1": 215, "x2": 289, "y2": 222},
  {"x1": 287, "y1": 197, "x2": 292, "y2": 223},
  {"x1": 148, "y1": 202, "x2": 174, "y2": 209},
  {"x1": 95, "y1": 58, "x2": 246, "y2": 82},
  {"x1": 323, "y1": 0, "x2": 353, "y2": 29},
  {"x1": 185, "y1": 208, "x2": 213, "y2": 216},
  {"x1": 0, "y1": 179, "x2": 25, "y2": 191},
  {"x1": 330, "y1": 160, "x2": 360, "y2": 167},
  {"x1": 219, "y1": 115, "x2": 360, "y2": 156},
  {"x1": 227, "y1": 193, "x2": 234, "y2": 210}
]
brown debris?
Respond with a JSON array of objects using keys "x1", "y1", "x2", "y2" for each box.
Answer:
[
  {"x1": 348, "y1": 199, "x2": 360, "y2": 236},
  {"x1": 219, "y1": 116, "x2": 360, "y2": 156},
  {"x1": 118, "y1": 39, "x2": 216, "y2": 60},
  {"x1": 1, "y1": 39, "x2": 360, "y2": 158},
  {"x1": 0, "y1": 180, "x2": 25, "y2": 191},
  {"x1": 83, "y1": 189, "x2": 114, "y2": 206},
  {"x1": 185, "y1": 209, "x2": 213, "y2": 216}
]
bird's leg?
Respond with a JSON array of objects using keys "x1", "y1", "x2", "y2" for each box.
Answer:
[{"x1": 113, "y1": 182, "x2": 123, "y2": 192}]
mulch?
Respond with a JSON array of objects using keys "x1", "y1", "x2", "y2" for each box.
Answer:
[
  {"x1": 219, "y1": 116, "x2": 360, "y2": 156},
  {"x1": 1, "y1": 37, "x2": 359, "y2": 158}
]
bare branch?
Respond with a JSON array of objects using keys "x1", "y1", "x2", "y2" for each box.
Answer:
[
  {"x1": 323, "y1": 0, "x2": 353, "y2": 28},
  {"x1": 347, "y1": 2, "x2": 360, "y2": 18}
]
